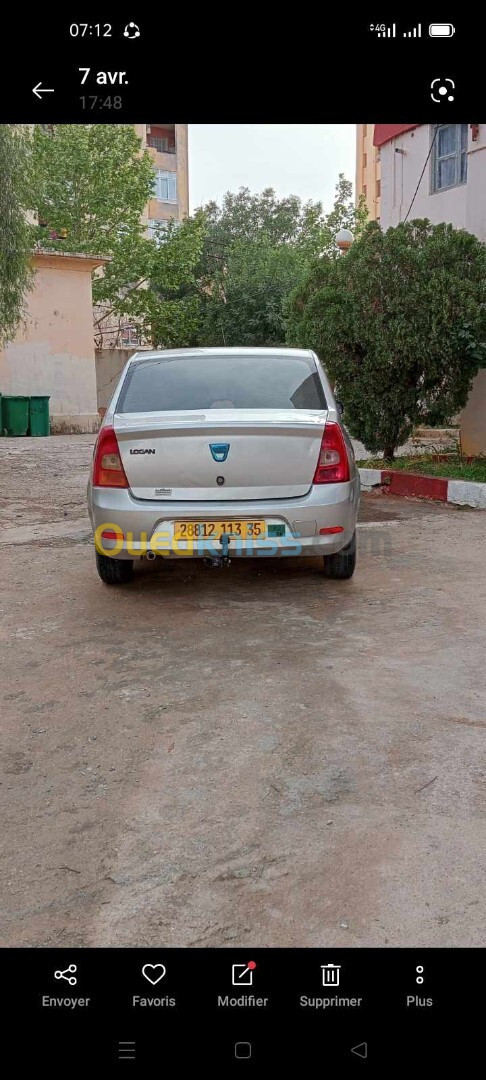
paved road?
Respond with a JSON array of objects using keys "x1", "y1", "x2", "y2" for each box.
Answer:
[{"x1": 1, "y1": 435, "x2": 485, "y2": 947}]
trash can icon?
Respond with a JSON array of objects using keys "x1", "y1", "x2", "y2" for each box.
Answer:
[{"x1": 321, "y1": 963, "x2": 341, "y2": 987}]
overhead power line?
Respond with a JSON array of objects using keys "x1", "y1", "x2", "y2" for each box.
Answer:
[{"x1": 404, "y1": 127, "x2": 439, "y2": 221}]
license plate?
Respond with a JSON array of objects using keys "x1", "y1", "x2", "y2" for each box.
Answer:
[{"x1": 173, "y1": 520, "x2": 266, "y2": 540}]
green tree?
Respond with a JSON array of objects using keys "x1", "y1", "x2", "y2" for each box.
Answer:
[
  {"x1": 286, "y1": 219, "x2": 486, "y2": 458},
  {"x1": 32, "y1": 124, "x2": 159, "y2": 340},
  {"x1": 149, "y1": 214, "x2": 206, "y2": 347},
  {"x1": 32, "y1": 125, "x2": 208, "y2": 348},
  {"x1": 197, "y1": 176, "x2": 366, "y2": 347},
  {"x1": 32, "y1": 124, "x2": 154, "y2": 254},
  {"x1": 0, "y1": 125, "x2": 34, "y2": 347},
  {"x1": 94, "y1": 214, "x2": 207, "y2": 348},
  {"x1": 200, "y1": 176, "x2": 365, "y2": 254},
  {"x1": 200, "y1": 238, "x2": 305, "y2": 347}
]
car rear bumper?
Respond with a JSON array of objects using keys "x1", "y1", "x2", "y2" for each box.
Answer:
[{"x1": 87, "y1": 477, "x2": 360, "y2": 559}]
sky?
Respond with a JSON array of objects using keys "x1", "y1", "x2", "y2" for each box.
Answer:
[{"x1": 188, "y1": 125, "x2": 356, "y2": 213}]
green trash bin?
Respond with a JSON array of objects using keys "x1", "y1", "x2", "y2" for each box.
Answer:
[
  {"x1": 2, "y1": 395, "x2": 30, "y2": 436},
  {"x1": 29, "y1": 395, "x2": 50, "y2": 437}
]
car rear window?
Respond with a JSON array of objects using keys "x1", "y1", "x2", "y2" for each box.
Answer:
[{"x1": 116, "y1": 354, "x2": 327, "y2": 412}]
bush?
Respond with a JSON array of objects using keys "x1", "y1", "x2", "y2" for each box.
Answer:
[{"x1": 286, "y1": 220, "x2": 486, "y2": 458}]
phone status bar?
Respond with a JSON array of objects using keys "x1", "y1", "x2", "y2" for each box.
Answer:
[{"x1": 369, "y1": 23, "x2": 455, "y2": 39}]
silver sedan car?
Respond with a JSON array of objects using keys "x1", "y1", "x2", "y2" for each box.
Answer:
[{"x1": 87, "y1": 347, "x2": 360, "y2": 584}]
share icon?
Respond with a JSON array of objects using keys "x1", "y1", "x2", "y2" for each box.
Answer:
[{"x1": 54, "y1": 964, "x2": 77, "y2": 986}]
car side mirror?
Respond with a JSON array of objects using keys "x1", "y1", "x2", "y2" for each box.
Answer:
[{"x1": 336, "y1": 399, "x2": 344, "y2": 417}]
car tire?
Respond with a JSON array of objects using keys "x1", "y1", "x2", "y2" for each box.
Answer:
[
  {"x1": 95, "y1": 551, "x2": 134, "y2": 585},
  {"x1": 322, "y1": 531, "x2": 356, "y2": 579}
]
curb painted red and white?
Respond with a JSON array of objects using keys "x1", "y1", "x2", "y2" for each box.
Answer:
[{"x1": 359, "y1": 468, "x2": 486, "y2": 510}]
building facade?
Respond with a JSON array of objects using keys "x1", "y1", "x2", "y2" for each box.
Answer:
[
  {"x1": 375, "y1": 123, "x2": 486, "y2": 238},
  {"x1": 134, "y1": 123, "x2": 189, "y2": 238},
  {"x1": 355, "y1": 124, "x2": 381, "y2": 220},
  {"x1": 0, "y1": 251, "x2": 106, "y2": 433}
]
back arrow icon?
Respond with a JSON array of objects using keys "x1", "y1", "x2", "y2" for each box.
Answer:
[{"x1": 33, "y1": 82, "x2": 55, "y2": 100}]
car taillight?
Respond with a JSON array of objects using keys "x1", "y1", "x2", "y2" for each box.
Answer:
[
  {"x1": 313, "y1": 422, "x2": 350, "y2": 484},
  {"x1": 92, "y1": 425, "x2": 129, "y2": 488}
]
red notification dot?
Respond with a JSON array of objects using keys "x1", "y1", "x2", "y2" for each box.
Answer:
[{"x1": 248, "y1": 961, "x2": 257, "y2": 970}]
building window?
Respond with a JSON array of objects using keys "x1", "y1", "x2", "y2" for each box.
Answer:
[
  {"x1": 363, "y1": 184, "x2": 367, "y2": 199},
  {"x1": 147, "y1": 219, "x2": 180, "y2": 244},
  {"x1": 148, "y1": 219, "x2": 169, "y2": 243},
  {"x1": 153, "y1": 170, "x2": 177, "y2": 203},
  {"x1": 120, "y1": 325, "x2": 142, "y2": 347},
  {"x1": 376, "y1": 179, "x2": 381, "y2": 197},
  {"x1": 432, "y1": 124, "x2": 468, "y2": 192},
  {"x1": 363, "y1": 152, "x2": 367, "y2": 169},
  {"x1": 148, "y1": 135, "x2": 169, "y2": 152},
  {"x1": 363, "y1": 124, "x2": 367, "y2": 137}
]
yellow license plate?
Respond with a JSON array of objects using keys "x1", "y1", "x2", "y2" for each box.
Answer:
[{"x1": 173, "y1": 520, "x2": 266, "y2": 540}]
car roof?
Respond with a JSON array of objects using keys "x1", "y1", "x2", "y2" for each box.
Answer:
[{"x1": 129, "y1": 347, "x2": 316, "y2": 363}]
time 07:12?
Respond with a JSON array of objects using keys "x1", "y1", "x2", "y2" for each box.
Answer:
[
  {"x1": 70, "y1": 24, "x2": 112, "y2": 36},
  {"x1": 80, "y1": 96, "x2": 123, "y2": 110}
]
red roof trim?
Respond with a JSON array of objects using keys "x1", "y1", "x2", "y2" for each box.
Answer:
[{"x1": 373, "y1": 124, "x2": 421, "y2": 147}]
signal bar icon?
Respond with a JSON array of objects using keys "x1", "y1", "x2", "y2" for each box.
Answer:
[{"x1": 377, "y1": 24, "x2": 396, "y2": 38}]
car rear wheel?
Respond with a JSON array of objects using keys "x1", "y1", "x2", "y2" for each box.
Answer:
[
  {"x1": 95, "y1": 551, "x2": 134, "y2": 585},
  {"x1": 322, "y1": 531, "x2": 356, "y2": 579}
]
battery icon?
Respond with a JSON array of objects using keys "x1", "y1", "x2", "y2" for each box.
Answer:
[{"x1": 429, "y1": 23, "x2": 455, "y2": 37}]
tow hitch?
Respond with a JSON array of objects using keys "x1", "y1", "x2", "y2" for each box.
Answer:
[{"x1": 204, "y1": 532, "x2": 231, "y2": 569}]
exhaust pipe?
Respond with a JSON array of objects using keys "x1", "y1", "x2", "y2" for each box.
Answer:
[{"x1": 146, "y1": 550, "x2": 157, "y2": 561}]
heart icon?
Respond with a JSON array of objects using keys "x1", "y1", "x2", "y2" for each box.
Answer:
[{"x1": 142, "y1": 963, "x2": 166, "y2": 986}]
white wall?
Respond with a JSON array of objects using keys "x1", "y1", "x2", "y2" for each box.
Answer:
[{"x1": 380, "y1": 124, "x2": 486, "y2": 238}]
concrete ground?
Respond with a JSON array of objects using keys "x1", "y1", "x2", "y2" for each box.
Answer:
[{"x1": 1, "y1": 435, "x2": 485, "y2": 948}]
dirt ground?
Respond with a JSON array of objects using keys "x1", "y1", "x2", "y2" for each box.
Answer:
[{"x1": 1, "y1": 434, "x2": 485, "y2": 948}]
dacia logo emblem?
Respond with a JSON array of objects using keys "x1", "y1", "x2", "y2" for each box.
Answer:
[{"x1": 209, "y1": 443, "x2": 230, "y2": 463}]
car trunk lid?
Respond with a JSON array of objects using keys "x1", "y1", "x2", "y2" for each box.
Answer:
[{"x1": 113, "y1": 409, "x2": 328, "y2": 501}]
